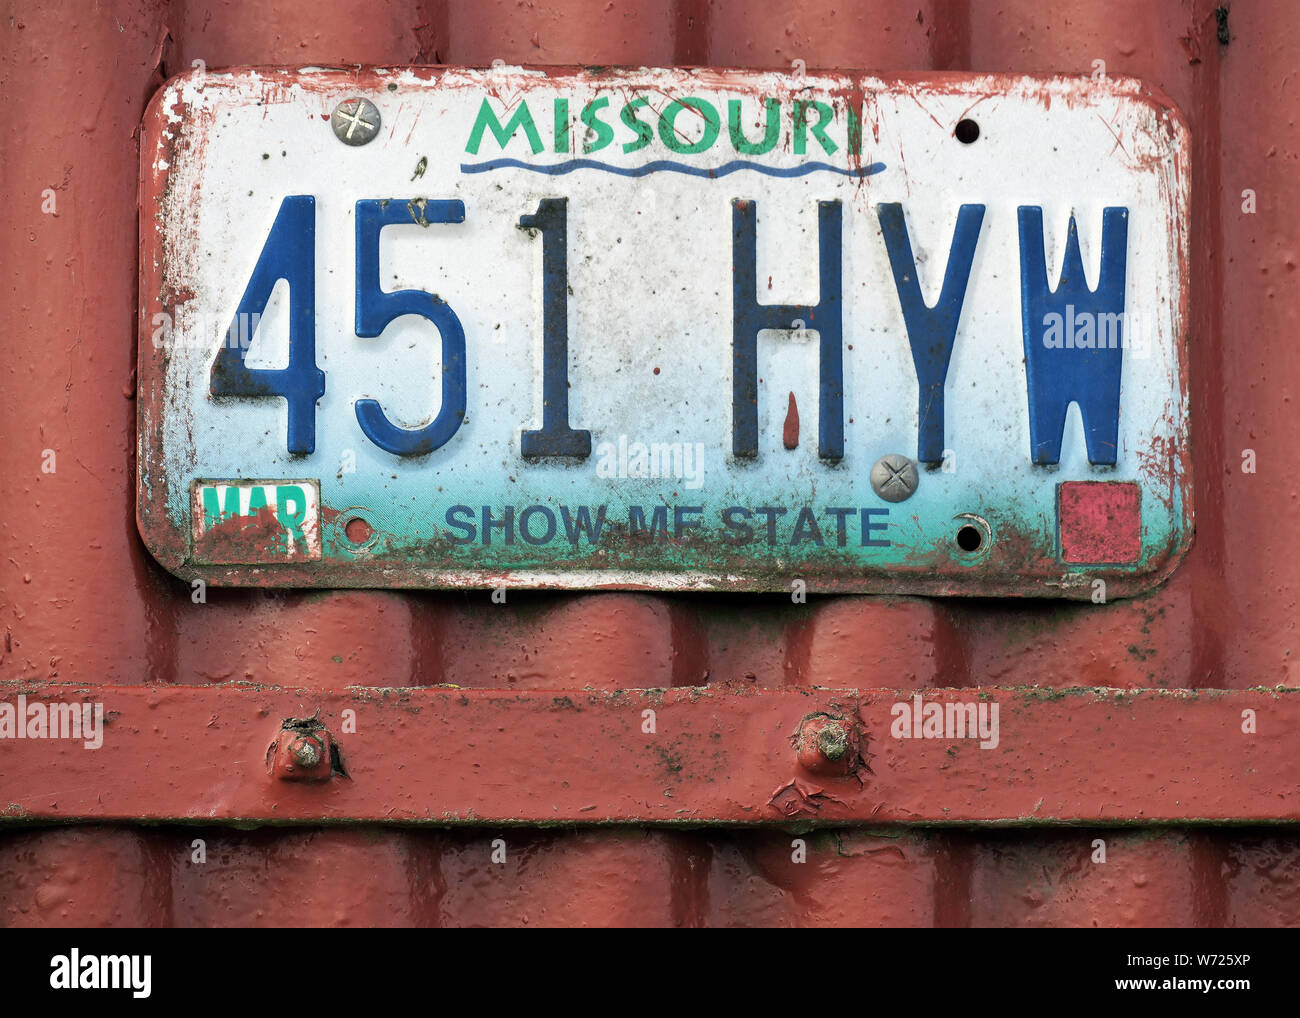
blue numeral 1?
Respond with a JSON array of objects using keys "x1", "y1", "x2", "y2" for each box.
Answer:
[
  {"x1": 211, "y1": 195, "x2": 325, "y2": 455},
  {"x1": 354, "y1": 199, "x2": 468, "y2": 456},
  {"x1": 517, "y1": 198, "x2": 591, "y2": 458}
]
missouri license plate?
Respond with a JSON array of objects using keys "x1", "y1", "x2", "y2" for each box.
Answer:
[{"x1": 137, "y1": 67, "x2": 1190, "y2": 597}]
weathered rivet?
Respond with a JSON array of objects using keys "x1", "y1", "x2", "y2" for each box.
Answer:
[
  {"x1": 870, "y1": 453, "x2": 919, "y2": 502},
  {"x1": 331, "y1": 97, "x2": 381, "y2": 146}
]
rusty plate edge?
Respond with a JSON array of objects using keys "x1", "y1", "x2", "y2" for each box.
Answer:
[{"x1": 0, "y1": 682, "x2": 1291, "y2": 825}]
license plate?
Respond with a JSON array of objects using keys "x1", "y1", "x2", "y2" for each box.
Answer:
[{"x1": 138, "y1": 68, "x2": 1190, "y2": 597}]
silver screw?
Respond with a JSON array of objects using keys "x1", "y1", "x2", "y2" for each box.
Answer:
[
  {"x1": 870, "y1": 453, "x2": 919, "y2": 502},
  {"x1": 331, "y1": 97, "x2": 381, "y2": 146}
]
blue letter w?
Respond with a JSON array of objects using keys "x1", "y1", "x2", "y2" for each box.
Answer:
[{"x1": 1018, "y1": 207, "x2": 1129, "y2": 465}]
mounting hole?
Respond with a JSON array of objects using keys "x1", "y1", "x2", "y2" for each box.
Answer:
[
  {"x1": 954, "y1": 118, "x2": 980, "y2": 144},
  {"x1": 956, "y1": 524, "x2": 984, "y2": 552},
  {"x1": 344, "y1": 516, "x2": 374, "y2": 545}
]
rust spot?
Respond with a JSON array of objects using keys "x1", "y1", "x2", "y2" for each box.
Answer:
[
  {"x1": 344, "y1": 517, "x2": 374, "y2": 544},
  {"x1": 199, "y1": 507, "x2": 285, "y2": 560},
  {"x1": 783, "y1": 391, "x2": 799, "y2": 449},
  {"x1": 407, "y1": 196, "x2": 432, "y2": 226}
]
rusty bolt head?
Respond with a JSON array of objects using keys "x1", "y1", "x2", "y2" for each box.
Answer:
[
  {"x1": 795, "y1": 715, "x2": 855, "y2": 776},
  {"x1": 331, "y1": 97, "x2": 380, "y2": 146},
  {"x1": 270, "y1": 726, "x2": 333, "y2": 782},
  {"x1": 870, "y1": 453, "x2": 919, "y2": 503},
  {"x1": 815, "y1": 723, "x2": 848, "y2": 761},
  {"x1": 290, "y1": 736, "x2": 322, "y2": 769}
]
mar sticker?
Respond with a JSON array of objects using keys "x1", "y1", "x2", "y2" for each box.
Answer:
[{"x1": 191, "y1": 480, "x2": 322, "y2": 563}]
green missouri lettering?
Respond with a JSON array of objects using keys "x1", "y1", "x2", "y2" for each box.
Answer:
[{"x1": 465, "y1": 95, "x2": 867, "y2": 157}]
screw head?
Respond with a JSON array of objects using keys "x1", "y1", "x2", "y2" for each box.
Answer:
[
  {"x1": 331, "y1": 97, "x2": 381, "y2": 146},
  {"x1": 870, "y1": 453, "x2": 919, "y2": 503}
]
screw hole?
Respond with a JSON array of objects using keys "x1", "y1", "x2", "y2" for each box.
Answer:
[
  {"x1": 954, "y1": 118, "x2": 980, "y2": 144},
  {"x1": 956, "y1": 524, "x2": 983, "y2": 552},
  {"x1": 344, "y1": 517, "x2": 373, "y2": 545}
]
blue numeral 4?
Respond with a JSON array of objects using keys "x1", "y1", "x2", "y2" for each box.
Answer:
[{"x1": 210, "y1": 195, "x2": 326, "y2": 455}]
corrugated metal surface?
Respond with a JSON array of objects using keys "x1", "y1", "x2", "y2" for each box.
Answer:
[{"x1": 2, "y1": 0, "x2": 1298, "y2": 926}]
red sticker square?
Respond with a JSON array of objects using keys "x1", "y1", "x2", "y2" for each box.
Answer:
[{"x1": 1058, "y1": 481, "x2": 1141, "y2": 564}]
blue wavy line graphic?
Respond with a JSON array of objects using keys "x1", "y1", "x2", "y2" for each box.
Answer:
[{"x1": 460, "y1": 157, "x2": 887, "y2": 179}]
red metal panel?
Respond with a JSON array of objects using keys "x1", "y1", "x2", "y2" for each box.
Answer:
[
  {"x1": 708, "y1": 0, "x2": 939, "y2": 69},
  {"x1": 2, "y1": 0, "x2": 1298, "y2": 927},
  {"x1": 1218, "y1": 0, "x2": 1300, "y2": 691},
  {"x1": 1, "y1": 2, "x2": 173, "y2": 687},
  {"x1": 1223, "y1": 835, "x2": 1300, "y2": 927},
  {"x1": 5, "y1": 825, "x2": 1297, "y2": 928},
  {"x1": 447, "y1": 0, "x2": 678, "y2": 65},
  {"x1": 968, "y1": 830, "x2": 1202, "y2": 928}
]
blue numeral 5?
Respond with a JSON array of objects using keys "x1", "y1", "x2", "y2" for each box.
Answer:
[
  {"x1": 354, "y1": 199, "x2": 468, "y2": 456},
  {"x1": 211, "y1": 195, "x2": 326, "y2": 455}
]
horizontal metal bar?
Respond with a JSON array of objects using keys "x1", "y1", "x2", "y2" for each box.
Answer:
[{"x1": 0, "y1": 682, "x2": 1294, "y2": 825}]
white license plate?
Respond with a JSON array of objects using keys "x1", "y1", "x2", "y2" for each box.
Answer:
[{"x1": 138, "y1": 68, "x2": 1190, "y2": 597}]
